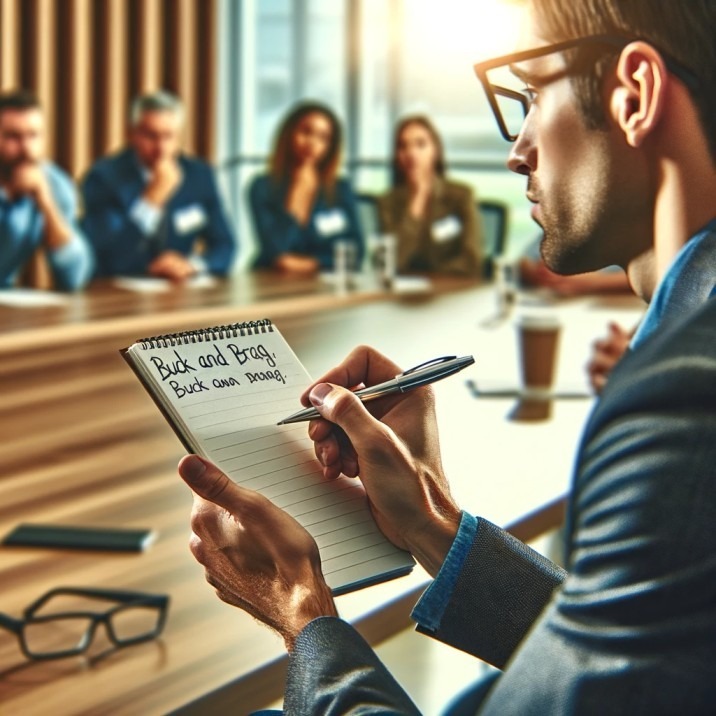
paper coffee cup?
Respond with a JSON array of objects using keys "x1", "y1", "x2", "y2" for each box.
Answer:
[{"x1": 515, "y1": 313, "x2": 561, "y2": 398}]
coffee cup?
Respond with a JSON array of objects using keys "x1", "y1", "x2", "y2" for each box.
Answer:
[{"x1": 515, "y1": 313, "x2": 561, "y2": 398}]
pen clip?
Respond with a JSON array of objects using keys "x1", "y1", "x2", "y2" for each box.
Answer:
[{"x1": 400, "y1": 355, "x2": 457, "y2": 377}]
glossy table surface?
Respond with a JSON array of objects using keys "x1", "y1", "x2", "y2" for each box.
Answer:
[{"x1": 0, "y1": 272, "x2": 645, "y2": 715}]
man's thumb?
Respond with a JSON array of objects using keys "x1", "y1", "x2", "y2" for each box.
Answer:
[
  {"x1": 308, "y1": 383, "x2": 381, "y2": 449},
  {"x1": 178, "y1": 454, "x2": 240, "y2": 510}
]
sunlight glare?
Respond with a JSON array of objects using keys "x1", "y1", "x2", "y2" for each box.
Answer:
[{"x1": 404, "y1": 0, "x2": 523, "y2": 64}]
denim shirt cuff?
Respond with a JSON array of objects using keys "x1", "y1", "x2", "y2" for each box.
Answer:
[
  {"x1": 48, "y1": 232, "x2": 84, "y2": 266},
  {"x1": 410, "y1": 511, "x2": 478, "y2": 632}
]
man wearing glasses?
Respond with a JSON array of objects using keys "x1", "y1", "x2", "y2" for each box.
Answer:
[{"x1": 179, "y1": 1, "x2": 716, "y2": 713}]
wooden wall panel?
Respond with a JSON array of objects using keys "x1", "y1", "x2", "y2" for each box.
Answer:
[
  {"x1": 165, "y1": 0, "x2": 196, "y2": 155},
  {"x1": 132, "y1": 0, "x2": 163, "y2": 94},
  {"x1": 29, "y1": 0, "x2": 57, "y2": 159},
  {"x1": 93, "y1": 0, "x2": 129, "y2": 158},
  {"x1": 0, "y1": 0, "x2": 217, "y2": 177},
  {"x1": 0, "y1": 0, "x2": 21, "y2": 89},
  {"x1": 196, "y1": 0, "x2": 217, "y2": 160}
]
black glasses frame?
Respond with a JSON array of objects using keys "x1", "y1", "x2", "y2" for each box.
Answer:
[
  {"x1": 0, "y1": 587, "x2": 169, "y2": 660},
  {"x1": 474, "y1": 34, "x2": 700, "y2": 142}
]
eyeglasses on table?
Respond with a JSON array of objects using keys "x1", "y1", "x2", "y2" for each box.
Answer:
[{"x1": 0, "y1": 586, "x2": 169, "y2": 660}]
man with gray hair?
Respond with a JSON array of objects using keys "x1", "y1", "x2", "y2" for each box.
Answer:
[{"x1": 81, "y1": 90, "x2": 237, "y2": 279}]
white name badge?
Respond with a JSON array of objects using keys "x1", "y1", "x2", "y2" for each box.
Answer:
[
  {"x1": 431, "y1": 215, "x2": 462, "y2": 243},
  {"x1": 314, "y1": 209, "x2": 348, "y2": 238},
  {"x1": 173, "y1": 204, "x2": 207, "y2": 234}
]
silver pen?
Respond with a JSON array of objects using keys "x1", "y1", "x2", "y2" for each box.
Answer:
[{"x1": 277, "y1": 354, "x2": 475, "y2": 425}]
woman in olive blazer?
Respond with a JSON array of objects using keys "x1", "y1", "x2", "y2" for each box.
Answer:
[{"x1": 377, "y1": 115, "x2": 483, "y2": 277}]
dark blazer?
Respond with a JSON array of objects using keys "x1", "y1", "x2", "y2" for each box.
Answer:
[
  {"x1": 377, "y1": 179, "x2": 483, "y2": 277},
  {"x1": 81, "y1": 148, "x2": 237, "y2": 277},
  {"x1": 283, "y1": 296, "x2": 716, "y2": 715},
  {"x1": 248, "y1": 174, "x2": 365, "y2": 270}
]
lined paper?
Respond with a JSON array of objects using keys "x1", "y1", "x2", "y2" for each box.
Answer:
[{"x1": 126, "y1": 324, "x2": 414, "y2": 594}]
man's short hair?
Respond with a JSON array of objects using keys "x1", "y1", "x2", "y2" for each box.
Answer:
[
  {"x1": 535, "y1": 0, "x2": 716, "y2": 159},
  {"x1": 0, "y1": 90, "x2": 42, "y2": 119},
  {"x1": 130, "y1": 91, "x2": 185, "y2": 126}
]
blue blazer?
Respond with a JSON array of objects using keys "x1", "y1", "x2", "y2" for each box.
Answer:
[
  {"x1": 81, "y1": 148, "x2": 237, "y2": 277},
  {"x1": 248, "y1": 174, "x2": 365, "y2": 270},
  {"x1": 281, "y1": 296, "x2": 716, "y2": 715}
]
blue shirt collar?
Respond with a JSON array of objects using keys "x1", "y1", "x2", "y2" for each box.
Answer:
[{"x1": 631, "y1": 217, "x2": 716, "y2": 348}]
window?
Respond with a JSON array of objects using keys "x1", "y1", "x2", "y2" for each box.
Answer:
[{"x1": 217, "y1": 0, "x2": 533, "y2": 269}]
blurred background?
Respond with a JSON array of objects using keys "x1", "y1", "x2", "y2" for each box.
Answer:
[{"x1": 0, "y1": 0, "x2": 532, "y2": 269}]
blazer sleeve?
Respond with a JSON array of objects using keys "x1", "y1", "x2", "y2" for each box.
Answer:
[
  {"x1": 80, "y1": 165, "x2": 154, "y2": 277},
  {"x1": 419, "y1": 518, "x2": 566, "y2": 668},
  {"x1": 284, "y1": 617, "x2": 422, "y2": 715}
]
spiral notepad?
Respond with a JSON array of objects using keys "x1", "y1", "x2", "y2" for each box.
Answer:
[{"x1": 121, "y1": 319, "x2": 414, "y2": 595}]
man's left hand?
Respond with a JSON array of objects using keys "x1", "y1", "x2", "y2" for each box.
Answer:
[{"x1": 178, "y1": 454, "x2": 338, "y2": 651}]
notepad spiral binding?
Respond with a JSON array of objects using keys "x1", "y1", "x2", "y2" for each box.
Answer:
[{"x1": 137, "y1": 319, "x2": 274, "y2": 349}]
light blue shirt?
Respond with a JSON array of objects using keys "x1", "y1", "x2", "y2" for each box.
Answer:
[
  {"x1": 411, "y1": 511, "x2": 478, "y2": 631},
  {"x1": 0, "y1": 161, "x2": 93, "y2": 290},
  {"x1": 413, "y1": 218, "x2": 716, "y2": 632},
  {"x1": 631, "y1": 218, "x2": 716, "y2": 347}
]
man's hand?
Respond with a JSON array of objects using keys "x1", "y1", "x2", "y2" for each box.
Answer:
[
  {"x1": 586, "y1": 322, "x2": 633, "y2": 394},
  {"x1": 274, "y1": 252, "x2": 320, "y2": 274},
  {"x1": 178, "y1": 454, "x2": 338, "y2": 652},
  {"x1": 143, "y1": 157, "x2": 182, "y2": 207},
  {"x1": 148, "y1": 250, "x2": 197, "y2": 280},
  {"x1": 10, "y1": 162, "x2": 51, "y2": 204},
  {"x1": 302, "y1": 346, "x2": 461, "y2": 577},
  {"x1": 11, "y1": 162, "x2": 73, "y2": 250}
]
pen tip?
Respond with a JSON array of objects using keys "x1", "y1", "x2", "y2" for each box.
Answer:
[{"x1": 276, "y1": 420, "x2": 285, "y2": 426}]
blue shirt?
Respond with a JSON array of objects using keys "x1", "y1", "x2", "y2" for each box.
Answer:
[
  {"x1": 413, "y1": 218, "x2": 716, "y2": 632},
  {"x1": 248, "y1": 174, "x2": 365, "y2": 270},
  {"x1": 0, "y1": 162, "x2": 93, "y2": 290},
  {"x1": 631, "y1": 218, "x2": 716, "y2": 347}
]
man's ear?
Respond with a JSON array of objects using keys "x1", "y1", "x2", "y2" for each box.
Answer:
[{"x1": 609, "y1": 41, "x2": 668, "y2": 148}]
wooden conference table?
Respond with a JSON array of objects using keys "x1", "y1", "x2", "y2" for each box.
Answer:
[{"x1": 0, "y1": 272, "x2": 645, "y2": 715}]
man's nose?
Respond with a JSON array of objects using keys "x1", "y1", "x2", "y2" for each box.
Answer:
[{"x1": 507, "y1": 121, "x2": 535, "y2": 177}]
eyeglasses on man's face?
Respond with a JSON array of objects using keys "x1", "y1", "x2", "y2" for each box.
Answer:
[
  {"x1": 0, "y1": 587, "x2": 169, "y2": 660},
  {"x1": 474, "y1": 34, "x2": 700, "y2": 142}
]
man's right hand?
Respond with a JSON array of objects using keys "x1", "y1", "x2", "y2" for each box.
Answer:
[
  {"x1": 274, "y1": 252, "x2": 320, "y2": 274},
  {"x1": 586, "y1": 321, "x2": 633, "y2": 394},
  {"x1": 143, "y1": 157, "x2": 182, "y2": 207},
  {"x1": 301, "y1": 346, "x2": 462, "y2": 578}
]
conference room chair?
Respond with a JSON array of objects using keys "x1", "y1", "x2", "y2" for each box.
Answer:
[
  {"x1": 357, "y1": 192, "x2": 380, "y2": 238},
  {"x1": 477, "y1": 198, "x2": 510, "y2": 278}
]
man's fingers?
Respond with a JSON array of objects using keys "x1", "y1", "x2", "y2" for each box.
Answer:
[{"x1": 300, "y1": 346, "x2": 402, "y2": 405}]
